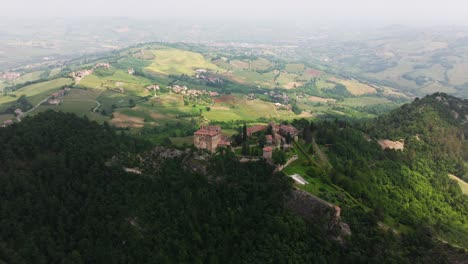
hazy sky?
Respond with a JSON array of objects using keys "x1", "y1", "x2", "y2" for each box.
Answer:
[{"x1": 2, "y1": 0, "x2": 467, "y2": 24}]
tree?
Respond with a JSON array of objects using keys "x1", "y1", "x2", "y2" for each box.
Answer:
[
  {"x1": 286, "y1": 132, "x2": 293, "y2": 144},
  {"x1": 304, "y1": 126, "x2": 312, "y2": 144},
  {"x1": 259, "y1": 135, "x2": 267, "y2": 148},
  {"x1": 241, "y1": 142, "x2": 249, "y2": 156},
  {"x1": 242, "y1": 123, "x2": 248, "y2": 142},
  {"x1": 272, "y1": 149, "x2": 287, "y2": 165}
]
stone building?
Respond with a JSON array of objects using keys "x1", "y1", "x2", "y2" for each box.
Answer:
[
  {"x1": 194, "y1": 126, "x2": 222, "y2": 153},
  {"x1": 263, "y1": 146, "x2": 273, "y2": 163}
]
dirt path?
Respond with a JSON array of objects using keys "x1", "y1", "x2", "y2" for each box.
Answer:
[{"x1": 24, "y1": 96, "x2": 52, "y2": 115}]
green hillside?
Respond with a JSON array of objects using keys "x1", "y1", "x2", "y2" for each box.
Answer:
[{"x1": 1, "y1": 111, "x2": 464, "y2": 263}]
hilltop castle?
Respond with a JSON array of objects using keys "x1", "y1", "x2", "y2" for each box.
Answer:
[{"x1": 194, "y1": 126, "x2": 227, "y2": 153}]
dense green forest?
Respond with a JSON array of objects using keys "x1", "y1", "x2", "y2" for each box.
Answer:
[
  {"x1": 310, "y1": 93, "x2": 468, "y2": 248},
  {"x1": 0, "y1": 107, "x2": 465, "y2": 263}
]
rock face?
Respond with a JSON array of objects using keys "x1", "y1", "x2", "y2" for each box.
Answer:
[
  {"x1": 141, "y1": 147, "x2": 210, "y2": 175},
  {"x1": 285, "y1": 189, "x2": 351, "y2": 243}
]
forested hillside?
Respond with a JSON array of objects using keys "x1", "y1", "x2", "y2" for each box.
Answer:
[
  {"x1": 0, "y1": 111, "x2": 461, "y2": 263},
  {"x1": 311, "y1": 93, "x2": 468, "y2": 250}
]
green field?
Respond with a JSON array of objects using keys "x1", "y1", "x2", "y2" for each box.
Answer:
[
  {"x1": 285, "y1": 63, "x2": 305, "y2": 73},
  {"x1": 12, "y1": 71, "x2": 44, "y2": 85},
  {"x1": 251, "y1": 58, "x2": 273, "y2": 71},
  {"x1": 230, "y1": 70, "x2": 276, "y2": 87},
  {"x1": 146, "y1": 49, "x2": 221, "y2": 75},
  {"x1": 79, "y1": 69, "x2": 152, "y2": 96},
  {"x1": 31, "y1": 104, "x2": 109, "y2": 123},
  {"x1": 0, "y1": 78, "x2": 73, "y2": 106}
]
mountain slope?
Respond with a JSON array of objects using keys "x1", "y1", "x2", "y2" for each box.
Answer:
[
  {"x1": 0, "y1": 111, "x2": 460, "y2": 263},
  {"x1": 310, "y1": 93, "x2": 468, "y2": 250}
]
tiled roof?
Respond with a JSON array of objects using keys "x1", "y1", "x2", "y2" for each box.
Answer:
[
  {"x1": 263, "y1": 146, "x2": 273, "y2": 152},
  {"x1": 247, "y1": 125, "x2": 267, "y2": 135}
]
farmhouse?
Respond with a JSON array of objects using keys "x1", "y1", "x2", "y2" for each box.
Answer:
[
  {"x1": 194, "y1": 126, "x2": 222, "y2": 153},
  {"x1": 146, "y1": 84, "x2": 160, "y2": 92},
  {"x1": 94, "y1": 63, "x2": 111, "y2": 69},
  {"x1": 71, "y1": 69, "x2": 93, "y2": 82},
  {"x1": 128, "y1": 68, "x2": 135, "y2": 75},
  {"x1": 48, "y1": 99, "x2": 61, "y2": 105},
  {"x1": 0, "y1": 72, "x2": 21, "y2": 81},
  {"x1": 2, "y1": 120, "x2": 14, "y2": 127}
]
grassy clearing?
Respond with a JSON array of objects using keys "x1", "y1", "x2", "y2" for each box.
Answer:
[
  {"x1": 146, "y1": 49, "x2": 220, "y2": 75},
  {"x1": 449, "y1": 174, "x2": 468, "y2": 195}
]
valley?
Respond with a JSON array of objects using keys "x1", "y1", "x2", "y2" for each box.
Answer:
[{"x1": 0, "y1": 19, "x2": 467, "y2": 263}]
